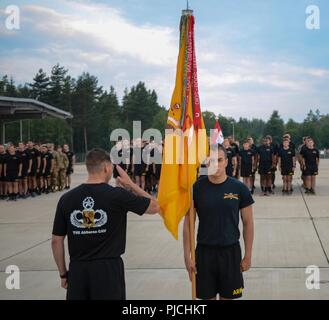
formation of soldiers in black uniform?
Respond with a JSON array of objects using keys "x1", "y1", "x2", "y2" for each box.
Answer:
[
  {"x1": 0, "y1": 133, "x2": 320, "y2": 201},
  {"x1": 112, "y1": 138, "x2": 162, "y2": 195},
  {"x1": 0, "y1": 141, "x2": 75, "y2": 201},
  {"x1": 220, "y1": 134, "x2": 320, "y2": 196}
]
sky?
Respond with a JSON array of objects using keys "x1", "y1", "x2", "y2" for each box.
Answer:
[{"x1": 0, "y1": 0, "x2": 328, "y2": 122}]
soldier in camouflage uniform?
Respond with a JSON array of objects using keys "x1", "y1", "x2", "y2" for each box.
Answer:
[
  {"x1": 48, "y1": 143, "x2": 60, "y2": 192},
  {"x1": 57, "y1": 146, "x2": 69, "y2": 191}
]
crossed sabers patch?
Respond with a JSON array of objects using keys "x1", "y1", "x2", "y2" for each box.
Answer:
[{"x1": 223, "y1": 193, "x2": 240, "y2": 200}]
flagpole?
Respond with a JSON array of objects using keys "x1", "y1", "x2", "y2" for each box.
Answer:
[
  {"x1": 189, "y1": 190, "x2": 197, "y2": 300},
  {"x1": 182, "y1": 2, "x2": 196, "y2": 301}
]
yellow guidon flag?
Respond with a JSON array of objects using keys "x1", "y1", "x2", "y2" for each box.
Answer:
[{"x1": 157, "y1": 12, "x2": 208, "y2": 239}]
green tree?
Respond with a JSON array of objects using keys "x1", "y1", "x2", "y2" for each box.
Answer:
[
  {"x1": 29, "y1": 69, "x2": 50, "y2": 101},
  {"x1": 264, "y1": 110, "x2": 285, "y2": 144},
  {"x1": 122, "y1": 82, "x2": 161, "y2": 134},
  {"x1": 94, "y1": 87, "x2": 122, "y2": 149},
  {"x1": 72, "y1": 73, "x2": 103, "y2": 153},
  {"x1": 48, "y1": 64, "x2": 68, "y2": 108},
  {"x1": 201, "y1": 111, "x2": 217, "y2": 135},
  {"x1": 152, "y1": 107, "x2": 168, "y2": 136}
]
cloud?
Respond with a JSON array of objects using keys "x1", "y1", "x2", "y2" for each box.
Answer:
[
  {"x1": 22, "y1": 3, "x2": 177, "y2": 66},
  {"x1": 0, "y1": 0, "x2": 328, "y2": 122}
]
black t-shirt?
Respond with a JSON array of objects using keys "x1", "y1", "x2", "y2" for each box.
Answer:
[
  {"x1": 52, "y1": 183, "x2": 150, "y2": 261},
  {"x1": 278, "y1": 147, "x2": 295, "y2": 168},
  {"x1": 44, "y1": 152, "x2": 53, "y2": 171},
  {"x1": 133, "y1": 147, "x2": 147, "y2": 165},
  {"x1": 40, "y1": 152, "x2": 46, "y2": 172},
  {"x1": 0, "y1": 152, "x2": 7, "y2": 176},
  {"x1": 5, "y1": 152, "x2": 22, "y2": 173},
  {"x1": 239, "y1": 149, "x2": 254, "y2": 166},
  {"x1": 300, "y1": 147, "x2": 319, "y2": 168},
  {"x1": 230, "y1": 142, "x2": 239, "y2": 156},
  {"x1": 299, "y1": 144, "x2": 308, "y2": 155},
  {"x1": 64, "y1": 151, "x2": 75, "y2": 167},
  {"x1": 26, "y1": 148, "x2": 41, "y2": 168},
  {"x1": 226, "y1": 147, "x2": 236, "y2": 172},
  {"x1": 17, "y1": 150, "x2": 30, "y2": 173},
  {"x1": 193, "y1": 177, "x2": 254, "y2": 247},
  {"x1": 257, "y1": 145, "x2": 274, "y2": 164}
]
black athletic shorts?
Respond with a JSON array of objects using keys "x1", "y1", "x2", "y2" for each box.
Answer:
[
  {"x1": 29, "y1": 165, "x2": 37, "y2": 176},
  {"x1": 241, "y1": 163, "x2": 252, "y2": 178},
  {"x1": 5, "y1": 172, "x2": 19, "y2": 182},
  {"x1": 43, "y1": 170, "x2": 51, "y2": 178},
  {"x1": 37, "y1": 169, "x2": 44, "y2": 178},
  {"x1": 134, "y1": 164, "x2": 146, "y2": 177},
  {"x1": 147, "y1": 164, "x2": 154, "y2": 177},
  {"x1": 196, "y1": 242, "x2": 244, "y2": 300},
  {"x1": 66, "y1": 166, "x2": 74, "y2": 175},
  {"x1": 67, "y1": 258, "x2": 126, "y2": 300},
  {"x1": 155, "y1": 164, "x2": 161, "y2": 180},
  {"x1": 303, "y1": 166, "x2": 318, "y2": 176},
  {"x1": 281, "y1": 166, "x2": 294, "y2": 176},
  {"x1": 258, "y1": 162, "x2": 272, "y2": 175},
  {"x1": 20, "y1": 170, "x2": 28, "y2": 179}
]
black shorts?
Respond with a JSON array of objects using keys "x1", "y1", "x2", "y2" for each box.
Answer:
[
  {"x1": 196, "y1": 243, "x2": 244, "y2": 300},
  {"x1": 241, "y1": 163, "x2": 252, "y2": 178},
  {"x1": 43, "y1": 169, "x2": 51, "y2": 178},
  {"x1": 303, "y1": 166, "x2": 318, "y2": 176},
  {"x1": 258, "y1": 162, "x2": 272, "y2": 175},
  {"x1": 155, "y1": 164, "x2": 162, "y2": 180},
  {"x1": 67, "y1": 258, "x2": 126, "y2": 300},
  {"x1": 147, "y1": 165, "x2": 154, "y2": 177},
  {"x1": 281, "y1": 167, "x2": 294, "y2": 176},
  {"x1": 20, "y1": 170, "x2": 29, "y2": 179},
  {"x1": 134, "y1": 164, "x2": 146, "y2": 177},
  {"x1": 5, "y1": 172, "x2": 19, "y2": 182},
  {"x1": 29, "y1": 170, "x2": 37, "y2": 177},
  {"x1": 37, "y1": 170, "x2": 44, "y2": 178},
  {"x1": 66, "y1": 166, "x2": 74, "y2": 175}
]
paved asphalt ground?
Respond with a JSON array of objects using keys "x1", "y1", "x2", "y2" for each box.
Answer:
[{"x1": 0, "y1": 160, "x2": 329, "y2": 300}]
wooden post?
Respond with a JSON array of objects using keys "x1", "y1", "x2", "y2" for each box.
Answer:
[{"x1": 189, "y1": 194, "x2": 197, "y2": 300}]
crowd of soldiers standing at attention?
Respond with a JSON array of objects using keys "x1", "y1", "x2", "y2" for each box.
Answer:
[
  {"x1": 204, "y1": 133, "x2": 320, "y2": 196},
  {"x1": 112, "y1": 137, "x2": 163, "y2": 195},
  {"x1": 0, "y1": 141, "x2": 75, "y2": 201}
]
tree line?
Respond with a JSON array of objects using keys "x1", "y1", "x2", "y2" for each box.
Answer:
[{"x1": 1, "y1": 64, "x2": 328, "y2": 152}]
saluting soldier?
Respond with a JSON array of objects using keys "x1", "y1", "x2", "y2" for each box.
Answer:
[{"x1": 51, "y1": 148, "x2": 159, "y2": 300}]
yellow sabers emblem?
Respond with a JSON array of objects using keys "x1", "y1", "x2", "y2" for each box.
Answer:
[{"x1": 223, "y1": 193, "x2": 239, "y2": 200}]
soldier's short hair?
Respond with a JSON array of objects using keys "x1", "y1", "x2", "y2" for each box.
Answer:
[
  {"x1": 209, "y1": 144, "x2": 228, "y2": 160},
  {"x1": 86, "y1": 148, "x2": 112, "y2": 174}
]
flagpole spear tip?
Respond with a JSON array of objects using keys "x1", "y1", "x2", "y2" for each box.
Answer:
[{"x1": 182, "y1": 0, "x2": 193, "y2": 16}]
